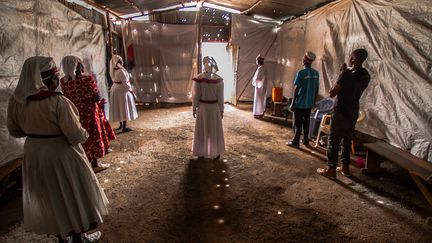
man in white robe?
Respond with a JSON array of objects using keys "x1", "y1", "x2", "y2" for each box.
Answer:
[
  {"x1": 252, "y1": 55, "x2": 268, "y2": 118},
  {"x1": 192, "y1": 56, "x2": 226, "y2": 160}
]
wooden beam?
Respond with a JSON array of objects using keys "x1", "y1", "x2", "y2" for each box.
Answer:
[
  {"x1": 197, "y1": 7, "x2": 203, "y2": 74},
  {"x1": 78, "y1": 0, "x2": 122, "y2": 18},
  {"x1": 410, "y1": 172, "x2": 432, "y2": 206},
  {"x1": 240, "y1": 0, "x2": 264, "y2": 15},
  {"x1": 124, "y1": 0, "x2": 145, "y2": 15},
  {"x1": 106, "y1": 11, "x2": 113, "y2": 57}
]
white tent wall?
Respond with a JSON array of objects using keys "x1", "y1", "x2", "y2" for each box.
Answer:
[
  {"x1": 0, "y1": 0, "x2": 108, "y2": 166},
  {"x1": 231, "y1": 15, "x2": 279, "y2": 102},
  {"x1": 123, "y1": 21, "x2": 198, "y2": 103},
  {"x1": 274, "y1": 0, "x2": 432, "y2": 162}
]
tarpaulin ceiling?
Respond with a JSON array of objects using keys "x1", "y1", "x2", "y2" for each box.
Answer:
[
  {"x1": 122, "y1": 21, "x2": 198, "y2": 103},
  {"x1": 93, "y1": 0, "x2": 334, "y2": 19},
  {"x1": 206, "y1": 0, "x2": 335, "y2": 19},
  {"x1": 0, "y1": 0, "x2": 108, "y2": 166},
  {"x1": 269, "y1": 0, "x2": 431, "y2": 162}
]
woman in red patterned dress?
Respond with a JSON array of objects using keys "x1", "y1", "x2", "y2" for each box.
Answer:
[{"x1": 60, "y1": 56, "x2": 115, "y2": 172}]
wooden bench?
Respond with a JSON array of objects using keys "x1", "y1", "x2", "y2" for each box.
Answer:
[
  {"x1": 363, "y1": 141, "x2": 432, "y2": 208},
  {"x1": 0, "y1": 158, "x2": 22, "y2": 198}
]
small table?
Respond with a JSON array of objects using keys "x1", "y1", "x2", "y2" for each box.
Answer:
[{"x1": 272, "y1": 102, "x2": 286, "y2": 117}]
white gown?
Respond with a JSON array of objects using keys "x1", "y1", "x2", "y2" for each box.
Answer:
[
  {"x1": 7, "y1": 95, "x2": 108, "y2": 238},
  {"x1": 192, "y1": 73, "x2": 226, "y2": 158},
  {"x1": 252, "y1": 65, "x2": 268, "y2": 116},
  {"x1": 109, "y1": 67, "x2": 138, "y2": 122}
]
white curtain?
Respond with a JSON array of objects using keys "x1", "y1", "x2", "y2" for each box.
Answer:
[{"x1": 123, "y1": 21, "x2": 198, "y2": 103}]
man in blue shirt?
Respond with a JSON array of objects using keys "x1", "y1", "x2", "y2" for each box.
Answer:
[{"x1": 287, "y1": 51, "x2": 320, "y2": 148}]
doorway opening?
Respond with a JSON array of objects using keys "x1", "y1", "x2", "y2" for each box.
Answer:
[{"x1": 201, "y1": 42, "x2": 236, "y2": 104}]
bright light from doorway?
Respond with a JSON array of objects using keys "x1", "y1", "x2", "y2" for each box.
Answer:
[
  {"x1": 201, "y1": 42, "x2": 235, "y2": 103},
  {"x1": 203, "y1": 2, "x2": 241, "y2": 14}
]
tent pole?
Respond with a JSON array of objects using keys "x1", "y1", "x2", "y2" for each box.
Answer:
[
  {"x1": 78, "y1": 0, "x2": 122, "y2": 18},
  {"x1": 197, "y1": 8, "x2": 203, "y2": 74},
  {"x1": 106, "y1": 11, "x2": 113, "y2": 57},
  {"x1": 240, "y1": 0, "x2": 264, "y2": 15}
]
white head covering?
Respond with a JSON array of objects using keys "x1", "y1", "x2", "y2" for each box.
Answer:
[
  {"x1": 13, "y1": 56, "x2": 57, "y2": 104},
  {"x1": 203, "y1": 56, "x2": 219, "y2": 73},
  {"x1": 196, "y1": 56, "x2": 222, "y2": 81},
  {"x1": 256, "y1": 55, "x2": 265, "y2": 62},
  {"x1": 110, "y1": 54, "x2": 124, "y2": 78},
  {"x1": 61, "y1": 55, "x2": 80, "y2": 81},
  {"x1": 303, "y1": 51, "x2": 316, "y2": 64}
]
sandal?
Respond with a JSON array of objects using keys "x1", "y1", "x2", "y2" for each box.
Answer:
[
  {"x1": 82, "y1": 231, "x2": 101, "y2": 243},
  {"x1": 317, "y1": 167, "x2": 336, "y2": 180},
  {"x1": 92, "y1": 163, "x2": 110, "y2": 173}
]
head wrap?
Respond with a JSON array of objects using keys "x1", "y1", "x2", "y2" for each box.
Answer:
[
  {"x1": 203, "y1": 56, "x2": 219, "y2": 73},
  {"x1": 110, "y1": 54, "x2": 124, "y2": 78},
  {"x1": 61, "y1": 55, "x2": 80, "y2": 81},
  {"x1": 13, "y1": 56, "x2": 58, "y2": 104},
  {"x1": 256, "y1": 55, "x2": 265, "y2": 62},
  {"x1": 303, "y1": 51, "x2": 316, "y2": 64}
]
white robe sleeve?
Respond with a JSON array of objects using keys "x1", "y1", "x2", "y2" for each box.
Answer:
[
  {"x1": 116, "y1": 69, "x2": 132, "y2": 91},
  {"x1": 252, "y1": 66, "x2": 264, "y2": 88},
  {"x1": 7, "y1": 98, "x2": 26, "y2": 138},
  {"x1": 218, "y1": 82, "x2": 224, "y2": 112},
  {"x1": 56, "y1": 96, "x2": 89, "y2": 145},
  {"x1": 192, "y1": 81, "x2": 201, "y2": 111}
]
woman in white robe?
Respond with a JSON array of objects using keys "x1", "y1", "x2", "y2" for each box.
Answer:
[
  {"x1": 7, "y1": 56, "x2": 108, "y2": 242},
  {"x1": 109, "y1": 55, "x2": 138, "y2": 132},
  {"x1": 192, "y1": 56, "x2": 226, "y2": 159},
  {"x1": 252, "y1": 55, "x2": 268, "y2": 118}
]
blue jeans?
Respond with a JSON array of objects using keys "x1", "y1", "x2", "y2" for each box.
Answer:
[{"x1": 326, "y1": 112, "x2": 357, "y2": 168}]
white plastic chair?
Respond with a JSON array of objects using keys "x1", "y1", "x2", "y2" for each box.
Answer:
[{"x1": 309, "y1": 98, "x2": 335, "y2": 139}]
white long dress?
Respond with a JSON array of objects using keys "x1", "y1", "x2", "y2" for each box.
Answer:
[
  {"x1": 252, "y1": 65, "x2": 268, "y2": 116},
  {"x1": 109, "y1": 67, "x2": 138, "y2": 122},
  {"x1": 7, "y1": 94, "x2": 108, "y2": 238},
  {"x1": 192, "y1": 73, "x2": 226, "y2": 159}
]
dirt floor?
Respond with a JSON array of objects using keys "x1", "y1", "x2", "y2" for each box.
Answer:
[{"x1": 1, "y1": 104, "x2": 431, "y2": 243}]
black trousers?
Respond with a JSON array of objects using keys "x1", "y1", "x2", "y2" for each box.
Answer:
[
  {"x1": 327, "y1": 112, "x2": 357, "y2": 168},
  {"x1": 292, "y1": 108, "x2": 311, "y2": 145}
]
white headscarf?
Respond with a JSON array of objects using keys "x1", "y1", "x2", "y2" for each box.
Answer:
[
  {"x1": 197, "y1": 56, "x2": 222, "y2": 81},
  {"x1": 13, "y1": 56, "x2": 57, "y2": 104},
  {"x1": 109, "y1": 54, "x2": 124, "y2": 79},
  {"x1": 61, "y1": 55, "x2": 80, "y2": 81},
  {"x1": 203, "y1": 56, "x2": 219, "y2": 73}
]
